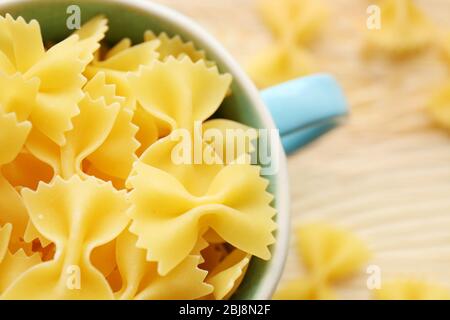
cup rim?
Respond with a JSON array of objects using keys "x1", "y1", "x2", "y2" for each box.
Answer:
[{"x1": 0, "y1": 0, "x2": 291, "y2": 299}]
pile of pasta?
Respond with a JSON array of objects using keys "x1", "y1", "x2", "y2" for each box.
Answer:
[{"x1": 0, "y1": 15, "x2": 276, "y2": 300}]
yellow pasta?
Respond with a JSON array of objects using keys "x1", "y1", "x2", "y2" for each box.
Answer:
[
  {"x1": 115, "y1": 231, "x2": 212, "y2": 300},
  {"x1": 73, "y1": 15, "x2": 108, "y2": 63},
  {"x1": 247, "y1": 43, "x2": 315, "y2": 89},
  {"x1": 0, "y1": 249, "x2": 41, "y2": 295},
  {"x1": 0, "y1": 15, "x2": 103, "y2": 145},
  {"x1": 365, "y1": 0, "x2": 434, "y2": 56},
  {"x1": 0, "y1": 14, "x2": 277, "y2": 300},
  {"x1": 274, "y1": 223, "x2": 371, "y2": 300},
  {"x1": 375, "y1": 280, "x2": 450, "y2": 300},
  {"x1": 129, "y1": 57, "x2": 231, "y2": 132},
  {"x1": 259, "y1": 0, "x2": 327, "y2": 45},
  {"x1": 0, "y1": 73, "x2": 39, "y2": 122},
  {"x1": 2, "y1": 176, "x2": 130, "y2": 299},
  {"x1": 127, "y1": 159, "x2": 276, "y2": 275},
  {"x1": 0, "y1": 175, "x2": 29, "y2": 252},
  {"x1": 0, "y1": 111, "x2": 31, "y2": 250},
  {"x1": 206, "y1": 249, "x2": 251, "y2": 300},
  {"x1": 26, "y1": 73, "x2": 120, "y2": 178},
  {"x1": 84, "y1": 73, "x2": 140, "y2": 179},
  {"x1": 85, "y1": 39, "x2": 160, "y2": 109}
]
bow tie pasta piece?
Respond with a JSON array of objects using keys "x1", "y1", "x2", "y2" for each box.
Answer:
[
  {"x1": 297, "y1": 224, "x2": 370, "y2": 282},
  {"x1": 85, "y1": 40, "x2": 160, "y2": 109},
  {"x1": 259, "y1": 0, "x2": 327, "y2": 45},
  {"x1": 0, "y1": 14, "x2": 106, "y2": 145},
  {"x1": 206, "y1": 249, "x2": 251, "y2": 300},
  {"x1": 83, "y1": 72, "x2": 140, "y2": 179},
  {"x1": 275, "y1": 223, "x2": 370, "y2": 300},
  {"x1": 375, "y1": 280, "x2": 450, "y2": 300},
  {"x1": 26, "y1": 73, "x2": 121, "y2": 178},
  {"x1": 72, "y1": 16, "x2": 108, "y2": 63},
  {"x1": 364, "y1": 0, "x2": 434, "y2": 56},
  {"x1": 144, "y1": 31, "x2": 213, "y2": 66},
  {"x1": 127, "y1": 160, "x2": 276, "y2": 276},
  {"x1": 247, "y1": 43, "x2": 315, "y2": 89},
  {"x1": 115, "y1": 230, "x2": 212, "y2": 300},
  {"x1": 2, "y1": 176, "x2": 130, "y2": 300},
  {"x1": 129, "y1": 57, "x2": 232, "y2": 132},
  {"x1": 137, "y1": 137, "x2": 225, "y2": 197},
  {"x1": 25, "y1": 35, "x2": 86, "y2": 146}
]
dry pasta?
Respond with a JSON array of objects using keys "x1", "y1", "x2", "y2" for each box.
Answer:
[{"x1": 0, "y1": 14, "x2": 277, "y2": 300}]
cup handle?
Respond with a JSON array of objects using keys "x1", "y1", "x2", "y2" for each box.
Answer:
[{"x1": 261, "y1": 74, "x2": 348, "y2": 154}]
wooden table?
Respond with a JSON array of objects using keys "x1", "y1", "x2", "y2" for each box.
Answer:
[{"x1": 152, "y1": 0, "x2": 450, "y2": 299}]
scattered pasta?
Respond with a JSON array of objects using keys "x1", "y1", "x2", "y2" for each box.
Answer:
[
  {"x1": 274, "y1": 223, "x2": 371, "y2": 300},
  {"x1": 248, "y1": 0, "x2": 326, "y2": 88},
  {"x1": 0, "y1": 15, "x2": 277, "y2": 300}
]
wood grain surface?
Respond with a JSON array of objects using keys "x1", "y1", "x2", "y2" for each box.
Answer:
[{"x1": 151, "y1": 0, "x2": 450, "y2": 299}]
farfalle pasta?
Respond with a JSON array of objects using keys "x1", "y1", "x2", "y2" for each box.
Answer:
[
  {"x1": 274, "y1": 223, "x2": 370, "y2": 300},
  {"x1": 248, "y1": 0, "x2": 325, "y2": 88},
  {"x1": 258, "y1": 0, "x2": 327, "y2": 45},
  {"x1": 0, "y1": 15, "x2": 277, "y2": 300},
  {"x1": 364, "y1": 0, "x2": 434, "y2": 56}
]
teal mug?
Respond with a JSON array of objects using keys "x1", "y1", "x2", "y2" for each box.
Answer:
[{"x1": 0, "y1": 0, "x2": 348, "y2": 299}]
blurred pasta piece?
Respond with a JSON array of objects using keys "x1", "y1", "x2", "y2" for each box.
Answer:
[
  {"x1": 247, "y1": 43, "x2": 315, "y2": 89},
  {"x1": 375, "y1": 280, "x2": 450, "y2": 300},
  {"x1": 365, "y1": 0, "x2": 434, "y2": 57},
  {"x1": 258, "y1": 0, "x2": 327, "y2": 46},
  {"x1": 274, "y1": 223, "x2": 371, "y2": 300},
  {"x1": 2, "y1": 176, "x2": 130, "y2": 300}
]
